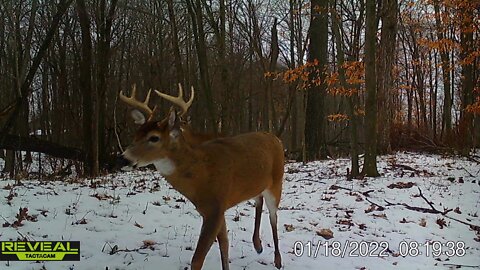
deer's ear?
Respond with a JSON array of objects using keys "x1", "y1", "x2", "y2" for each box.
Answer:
[
  {"x1": 168, "y1": 109, "x2": 181, "y2": 129},
  {"x1": 131, "y1": 109, "x2": 146, "y2": 125},
  {"x1": 168, "y1": 110, "x2": 182, "y2": 140}
]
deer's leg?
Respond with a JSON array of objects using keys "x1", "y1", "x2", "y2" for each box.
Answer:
[
  {"x1": 191, "y1": 212, "x2": 224, "y2": 270},
  {"x1": 263, "y1": 190, "x2": 282, "y2": 269},
  {"x1": 252, "y1": 195, "x2": 264, "y2": 253},
  {"x1": 217, "y1": 217, "x2": 230, "y2": 270}
]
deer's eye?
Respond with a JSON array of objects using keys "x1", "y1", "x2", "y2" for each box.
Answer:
[{"x1": 148, "y1": 136, "x2": 160, "y2": 143}]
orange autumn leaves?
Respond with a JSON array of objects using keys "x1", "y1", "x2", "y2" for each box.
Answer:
[
  {"x1": 265, "y1": 60, "x2": 365, "y2": 122},
  {"x1": 466, "y1": 86, "x2": 480, "y2": 114},
  {"x1": 264, "y1": 60, "x2": 364, "y2": 95}
]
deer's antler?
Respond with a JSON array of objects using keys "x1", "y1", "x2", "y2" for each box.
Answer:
[
  {"x1": 119, "y1": 84, "x2": 155, "y2": 117},
  {"x1": 155, "y1": 83, "x2": 194, "y2": 117}
]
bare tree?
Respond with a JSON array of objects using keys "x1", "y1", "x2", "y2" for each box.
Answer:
[
  {"x1": 305, "y1": 0, "x2": 328, "y2": 161},
  {"x1": 362, "y1": 0, "x2": 379, "y2": 176}
]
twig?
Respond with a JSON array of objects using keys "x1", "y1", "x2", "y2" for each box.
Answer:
[
  {"x1": 383, "y1": 188, "x2": 479, "y2": 228},
  {"x1": 362, "y1": 189, "x2": 375, "y2": 197},
  {"x1": 443, "y1": 263, "x2": 480, "y2": 268},
  {"x1": 142, "y1": 202, "x2": 149, "y2": 214},
  {"x1": 293, "y1": 178, "x2": 326, "y2": 184},
  {"x1": 113, "y1": 93, "x2": 124, "y2": 153},
  {"x1": 330, "y1": 184, "x2": 352, "y2": 191},
  {"x1": 417, "y1": 187, "x2": 440, "y2": 212},
  {"x1": 364, "y1": 197, "x2": 385, "y2": 211},
  {"x1": 383, "y1": 199, "x2": 441, "y2": 214},
  {"x1": 460, "y1": 166, "x2": 474, "y2": 177},
  {"x1": 17, "y1": 231, "x2": 33, "y2": 241}
]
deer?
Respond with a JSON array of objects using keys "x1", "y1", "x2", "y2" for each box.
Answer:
[{"x1": 117, "y1": 84, "x2": 284, "y2": 270}]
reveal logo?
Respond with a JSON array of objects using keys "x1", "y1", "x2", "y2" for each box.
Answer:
[{"x1": 0, "y1": 241, "x2": 80, "y2": 261}]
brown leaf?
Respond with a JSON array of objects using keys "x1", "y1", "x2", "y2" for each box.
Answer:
[
  {"x1": 387, "y1": 182, "x2": 415, "y2": 189},
  {"x1": 419, "y1": 218, "x2": 427, "y2": 227},
  {"x1": 91, "y1": 193, "x2": 113, "y2": 201},
  {"x1": 175, "y1": 198, "x2": 186, "y2": 203},
  {"x1": 77, "y1": 218, "x2": 87, "y2": 224},
  {"x1": 372, "y1": 213, "x2": 387, "y2": 219},
  {"x1": 316, "y1": 228, "x2": 334, "y2": 239},
  {"x1": 358, "y1": 223, "x2": 367, "y2": 230},
  {"x1": 337, "y1": 219, "x2": 354, "y2": 227},
  {"x1": 141, "y1": 239, "x2": 156, "y2": 248},
  {"x1": 284, "y1": 224, "x2": 295, "y2": 232},
  {"x1": 364, "y1": 205, "x2": 376, "y2": 213},
  {"x1": 436, "y1": 218, "x2": 447, "y2": 229},
  {"x1": 454, "y1": 207, "x2": 462, "y2": 214},
  {"x1": 134, "y1": 221, "x2": 144, "y2": 228}
]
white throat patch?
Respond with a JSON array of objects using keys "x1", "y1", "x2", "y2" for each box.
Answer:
[{"x1": 153, "y1": 158, "x2": 176, "y2": 176}]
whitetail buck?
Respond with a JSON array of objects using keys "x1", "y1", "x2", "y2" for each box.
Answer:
[{"x1": 118, "y1": 84, "x2": 284, "y2": 270}]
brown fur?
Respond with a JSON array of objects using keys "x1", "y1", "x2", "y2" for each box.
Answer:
[{"x1": 122, "y1": 113, "x2": 284, "y2": 270}]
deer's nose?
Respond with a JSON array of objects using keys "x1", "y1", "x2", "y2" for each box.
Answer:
[{"x1": 116, "y1": 155, "x2": 132, "y2": 169}]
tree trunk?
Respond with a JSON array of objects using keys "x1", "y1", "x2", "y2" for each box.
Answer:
[
  {"x1": 433, "y1": 0, "x2": 452, "y2": 142},
  {"x1": 76, "y1": 0, "x2": 99, "y2": 176},
  {"x1": 304, "y1": 0, "x2": 328, "y2": 161},
  {"x1": 167, "y1": 0, "x2": 185, "y2": 85},
  {"x1": 376, "y1": 0, "x2": 397, "y2": 154},
  {"x1": 459, "y1": 5, "x2": 474, "y2": 153},
  {"x1": 185, "y1": 0, "x2": 217, "y2": 133},
  {"x1": 331, "y1": 4, "x2": 360, "y2": 177},
  {"x1": 362, "y1": 0, "x2": 379, "y2": 176},
  {"x1": 97, "y1": 0, "x2": 117, "y2": 167},
  {"x1": 267, "y1": 18, "x2": 279, "y2": 133}
]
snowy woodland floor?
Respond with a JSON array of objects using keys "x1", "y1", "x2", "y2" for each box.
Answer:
[{"x1": 0, "y1": 152, "x2": 479, "y2": 270}]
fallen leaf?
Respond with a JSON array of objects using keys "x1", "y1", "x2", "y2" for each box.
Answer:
[
  {"x1": 419, "y1": 218, "x2": 427, "y2": 227},
  {"x1": 141, "y1": 239, "x2": 156, "y2": 248},
  {"x1": 284, "y1": 224, "x2": 295, "y2": 232},
  {"x1": 365, "y1": 205, "x2": 376, "y2": 213},
  {"x1": 134, "y1": 221, "x2": 144, "y2": 228},
  {"x1": 316, "y1": 228, "x2": 334, "y2": 239},
  {"x1": 436, "y1": 218, "x2": 447, "y2": 229},
  {"x1": 337, "y1": 219, "x2": 354, "y2": 226},
  {"x1": 372, "y1": 213, "x2": 387, "y2": 219},
  {"x1": 387, "y1": 182, "x2": 415, "y2": 189}
]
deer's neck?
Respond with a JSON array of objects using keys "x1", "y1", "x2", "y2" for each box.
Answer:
[{"x1": 159, "y1": 145, "x2": 208, "y2": 204}]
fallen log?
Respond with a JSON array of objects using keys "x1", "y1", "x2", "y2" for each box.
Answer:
[{"x1": 0, "y1": 133, "x2": 86, "y2": 162}]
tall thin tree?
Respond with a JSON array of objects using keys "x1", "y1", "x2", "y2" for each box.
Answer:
[
  {"x1": 362, "y1": 0, "x2": 379, "y2": 176},
  {"x1": 304, "y1": 0, "x2": 328, "y2": 161}
]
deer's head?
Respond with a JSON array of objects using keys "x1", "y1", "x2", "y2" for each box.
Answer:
[{"x1": 116, "y1": 84, "x2": 194, "y2": 174}]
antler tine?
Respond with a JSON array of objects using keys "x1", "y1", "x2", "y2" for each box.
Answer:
[
  {"x1": 177, "y1": 83, "x2": 184, "y2": 99},
  {"x1": 119, "y1": 84, "x2": 154, "y2": 115},
  {"x1": 155, "y1": 83, "x2": 195, "y2": 117},
  {"x1": 186, "y1": 86, "x2": 195, "y2": 108}
]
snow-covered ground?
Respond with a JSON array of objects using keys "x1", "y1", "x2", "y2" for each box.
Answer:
[{"x1": 0, "y1": 152, "x2": 479, "y2": 270}]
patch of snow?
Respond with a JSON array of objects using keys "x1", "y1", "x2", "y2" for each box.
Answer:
[{"x1": 0, "y1": 152, "x2": 479, "y2": 269}]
